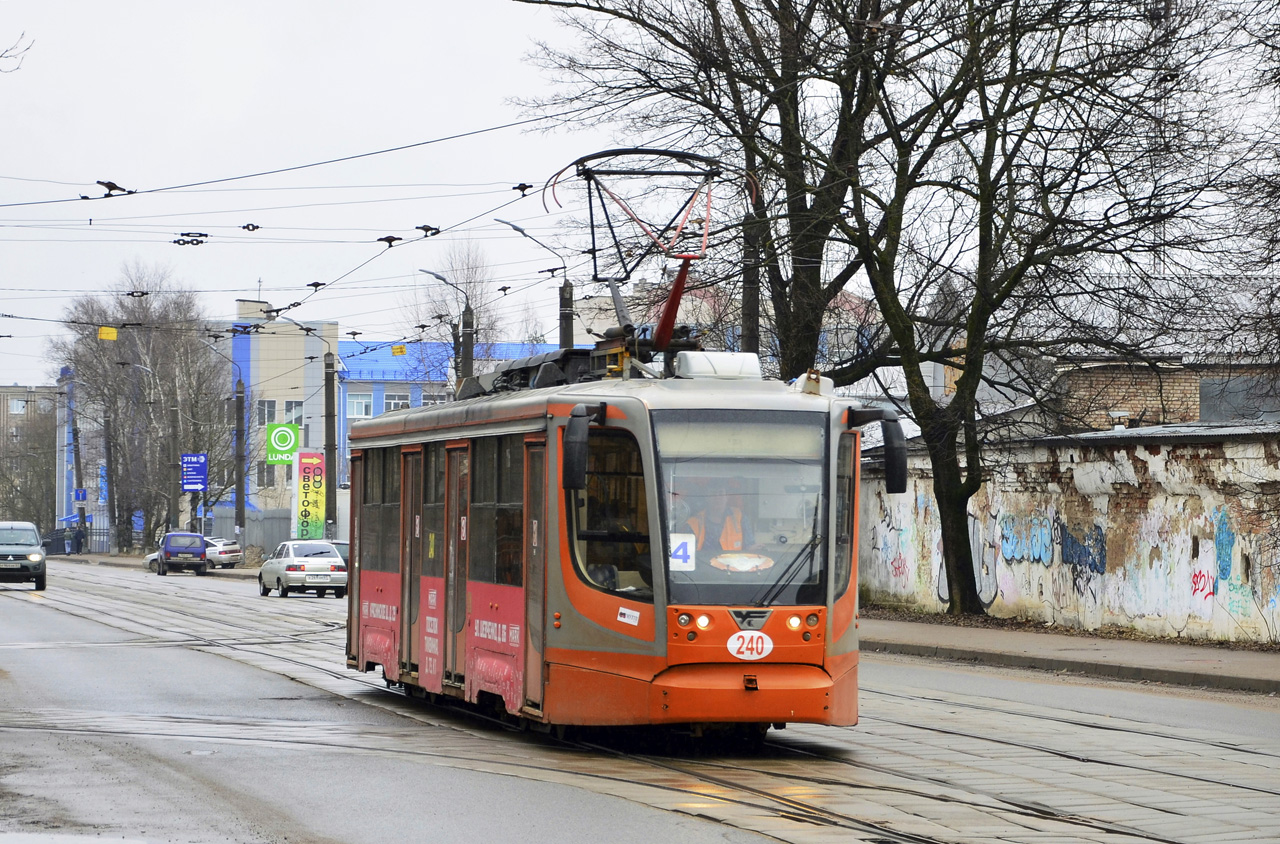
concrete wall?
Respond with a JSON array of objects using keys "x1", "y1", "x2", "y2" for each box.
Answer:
[{"x1": 860, "y1": 436, "x2": 1280, "y2": 643}]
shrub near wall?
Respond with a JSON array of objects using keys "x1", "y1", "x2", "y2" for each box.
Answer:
[{"x1": 859, "y1": 429, "x2": 1280, "y2": 644}]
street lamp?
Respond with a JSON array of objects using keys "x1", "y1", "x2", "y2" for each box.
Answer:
[
  {"x1": 495, "y1": 218, "x2": 575, "y2": 349},
  {"x1": 200, "y1": 338, "x2": 247, "y2": 544},
  {"x1": 418, "y1": 269, "x2": 474, "y2": 383}
]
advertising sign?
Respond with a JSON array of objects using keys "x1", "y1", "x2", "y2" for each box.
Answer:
[
  {"x1": 180, "y1": 453, "x2": 208, "y2": 492},
  {"x1": 267, "y1": 423, "x2": 300, "y2": 465},
  {"x1": 293, "y1": 453, "x2": 326, "y2": 540},
  {"x1": 98, "y1": 464, "x2": 108, "y2": 504}
]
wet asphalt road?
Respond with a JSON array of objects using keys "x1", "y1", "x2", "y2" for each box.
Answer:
[
  {"x1": 5, "y1": 561, "x2": 1280, "y2": 844},
  {"x1": 0, "y1": 565, "x2": 772, "y2": 844}
]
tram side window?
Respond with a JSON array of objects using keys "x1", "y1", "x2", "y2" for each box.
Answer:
[
  {"x1": 359, "y1": 447, "x2": 400, "y2": 574},
  {"x1": 496, "y1": 435, "x2": 523, "y2": 586},
  {"x1": 469, "y1": 435, "x2": 524, "y2": 586},
  {"x1": 422, "y1": 442, "x2": 445, "y2": 578},
  {"x1": 470, "y1": 438, "x2": 498, "y2": 584},
  {"x1": 380, "y1": 450, "x2": 402, "y2": 574},
  {"x1": 567, "y1": 429, "x2": 653, "y2": 602},
  {"x1": 833, "y1": 433, "x2": 856, "y2": 599}
]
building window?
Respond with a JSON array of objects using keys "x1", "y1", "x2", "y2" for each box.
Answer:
[
  {"x1": 8, "y1": 398, "x2": 25, "y2": 415},
  {"x1": 384, "y1": 393, "x2": 410, "y2": 413},
  {"x1": 257, "y1": 400, "x2": 276, "y2": 427},
  {"x1": 422, "y1": 392, "x2": 448, "y2": 406},
  {"x1": 348, "y1": 393, "x2": 372, "y2": 418},
  {"x1": 257, "y1": 462, "x2": 276, "y2": 488},
  {"x1": 284, "y1": 400, "x2": 304, "y2": 426}
]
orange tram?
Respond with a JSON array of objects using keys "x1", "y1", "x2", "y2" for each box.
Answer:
[{"x1": 346, "y1": 343, "x2": 906, "y2": 734}]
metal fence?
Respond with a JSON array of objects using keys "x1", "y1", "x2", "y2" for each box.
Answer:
[{"x1": 210, "y1": 508, "x2": 293, "y2": 561}]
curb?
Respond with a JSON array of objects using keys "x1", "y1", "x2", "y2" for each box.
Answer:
[
  {"x1": 66, "y1": 556, "x2": 256, "y2": 579},
  {"x1": 860, "y1": 639, "x2": 1280, "y2": 695}
]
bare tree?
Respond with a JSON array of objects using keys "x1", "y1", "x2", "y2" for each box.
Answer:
[
  {"x1": 53, "y1": 263, "x2": 237, "y2": 550},
  {"x1": 0, "y1": 399, "x2": 57, "y2": 529},
  {"x1": 401, "y1": 240, "x2": 506, "y2": 384},
  {"x1": 520, "y1": 0, "x2": 1258, "y2": 613}
]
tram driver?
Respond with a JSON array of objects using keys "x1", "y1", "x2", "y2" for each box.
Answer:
[{"x1": 684, "y1": 482, "x2": 759, "y2": 554}]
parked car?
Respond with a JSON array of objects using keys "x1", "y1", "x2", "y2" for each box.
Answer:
[
  {"x1": 330, "y1": 540, "x2": 349, "y2": 565},
  {"x1": 203, "y1": 536, "x2": 243, "y2": 568},
  {"x1": 258, "y1": 540, "x2": 347, "y2": 598},
  {"x1": 0, "y1": 521, "x2": 46, "y2": 590},
  {"x1": 156, "y1": 531, "x2": 210, "y2": 576}
]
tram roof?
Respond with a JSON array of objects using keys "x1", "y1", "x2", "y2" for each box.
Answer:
[{"x1": 349, "y1": 371, "x2": 842, "y2": 447}]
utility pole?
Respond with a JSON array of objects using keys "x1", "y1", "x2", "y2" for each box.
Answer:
[
  {"x1": 323, "y1": 351, "x2": 337, "y2": 539},
  {"x1": 169, "y1": 403, "x2": 180, "y2": 532},
  {"x1": 559, "y1": 278, "x2": 574, "y2": 349},
  {"x1": 70, "y1": 419, "x2": 86, "y2": 530},
  {"x1": 460, "y1": 303, "x2": 474, "y2": 380},
  {"x1": 235, "y1": 378, "x2": 245, "y2": 543},
  {"x1": 104, "y1": 412, "x2": 117, "y2": 554},
  {"x1": 741, "y1": 211, "x2": 761, "y2": 354}
]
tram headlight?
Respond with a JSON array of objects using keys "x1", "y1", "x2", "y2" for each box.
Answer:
[
  {"x1": 806, "y1": 613, "x2": 820, "y2": 627},
  {"x1": 677, "y1": 613, "x2": 692, "y2": 627},
  {"x1": 695, "y1": 614, "x2": 711, "y2": 630},
  {"x1": 787, "y1": 615, "x2": 802, "y2": 630}
]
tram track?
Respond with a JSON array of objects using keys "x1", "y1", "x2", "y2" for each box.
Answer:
[
  {"x1": 864, "y1": 684, "x2": 1280, "y2": 762},
  {"x1": 9, "y1": 565, "x2": 1279, "y2": 844}
]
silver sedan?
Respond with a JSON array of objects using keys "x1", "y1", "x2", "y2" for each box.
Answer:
[{"x1": 257, "y1": 540, "x2": 347, "y2": 599}]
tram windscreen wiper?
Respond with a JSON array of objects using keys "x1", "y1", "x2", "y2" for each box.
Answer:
[{"x1": 750, "y1": 533, "x2": 821, "y2": 608}]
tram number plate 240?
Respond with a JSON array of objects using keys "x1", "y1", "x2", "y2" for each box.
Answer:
[{"x1": 727, "y1": 631, "x2": 773, "y2": 660}]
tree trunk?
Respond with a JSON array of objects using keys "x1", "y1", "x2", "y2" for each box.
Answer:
[{"x1": 921, "y1": 418, "x2": 985, "y2": 615}]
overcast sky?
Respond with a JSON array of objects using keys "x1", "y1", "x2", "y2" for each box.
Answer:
[{"x1": 1, "y1": 1, "x2": 623, "y2": 385}]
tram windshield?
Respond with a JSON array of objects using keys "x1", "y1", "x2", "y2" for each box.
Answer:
[{"x1": 653, "y1": 409, "x2": 828, "y2": 606}]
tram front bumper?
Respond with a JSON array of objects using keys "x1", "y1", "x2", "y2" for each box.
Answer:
[{"x1": 648, "y1": 662, "x2": 855, "y2": 725}]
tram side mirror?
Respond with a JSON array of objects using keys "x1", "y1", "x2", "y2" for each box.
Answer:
[
  {"x1": 563, "y1": 405, "x2": 591, "y2": 490},
  {"x1": 847, "y1": 407, "x2": 909, "y2": 495},
  {"x1": 881, "y1": 414, "x2": 907, "y2": 495}
]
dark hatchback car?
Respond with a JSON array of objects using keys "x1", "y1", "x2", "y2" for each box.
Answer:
[
  {"x1": 156, "y1": 531, "x2": 211, "y2": 576},
  {"x1": 0, "y1": 521, "x2": 47, "y2": 590}
]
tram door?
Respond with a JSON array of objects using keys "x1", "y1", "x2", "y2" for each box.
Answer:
[
  {"x1": 524, "y1": 440, "x2": 546, "y2": 709},
  {"x1": 346, "y1": 454, "x2": 363, "y2": 663},
  {"x1": 400, "y1": 449, "x2": 423, "y2": 678},
  {"x1": 444, "y1": 444, "x2": 470, "y2": 684}
]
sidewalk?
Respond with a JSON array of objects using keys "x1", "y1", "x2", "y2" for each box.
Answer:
[
  {"x1": 63, "y1": 553, "x2": 257, "y2": 579},
  {"x1": 859, "y1": 616, "x2": 1280, "y2": 695}
]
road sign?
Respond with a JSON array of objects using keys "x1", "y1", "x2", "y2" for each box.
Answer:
[
  {"x1": 73, "y1": 488, "x2": 87, "y2": 502},
  {"x1": 267, "y1": 423, "x2": 300, "y2": 464},
  {"x1": 292, "y1": 453, "x2": 326, "y2": 540},
  {"x1": 180, "y1": 453, "x2": 208, "y2": 492}
]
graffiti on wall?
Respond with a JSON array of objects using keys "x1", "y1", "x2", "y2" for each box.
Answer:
[
  {"x1": 1000, "y1": 513, "x2": 1054, "y2": 565},
  {"x1": 1214, "y1": 507, "x2": 1235, "y2": 583},
  {"x1": 859, "y1": 445, "x2": 1280, "y2": 643}
]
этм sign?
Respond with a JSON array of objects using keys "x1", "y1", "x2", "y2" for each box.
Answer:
[
  {"x1": 180, "y1": 453, "x2": 208, "y2": 492},
  {"x1": 293, "y1": 453, "x2": 326, "y2": 540}
]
